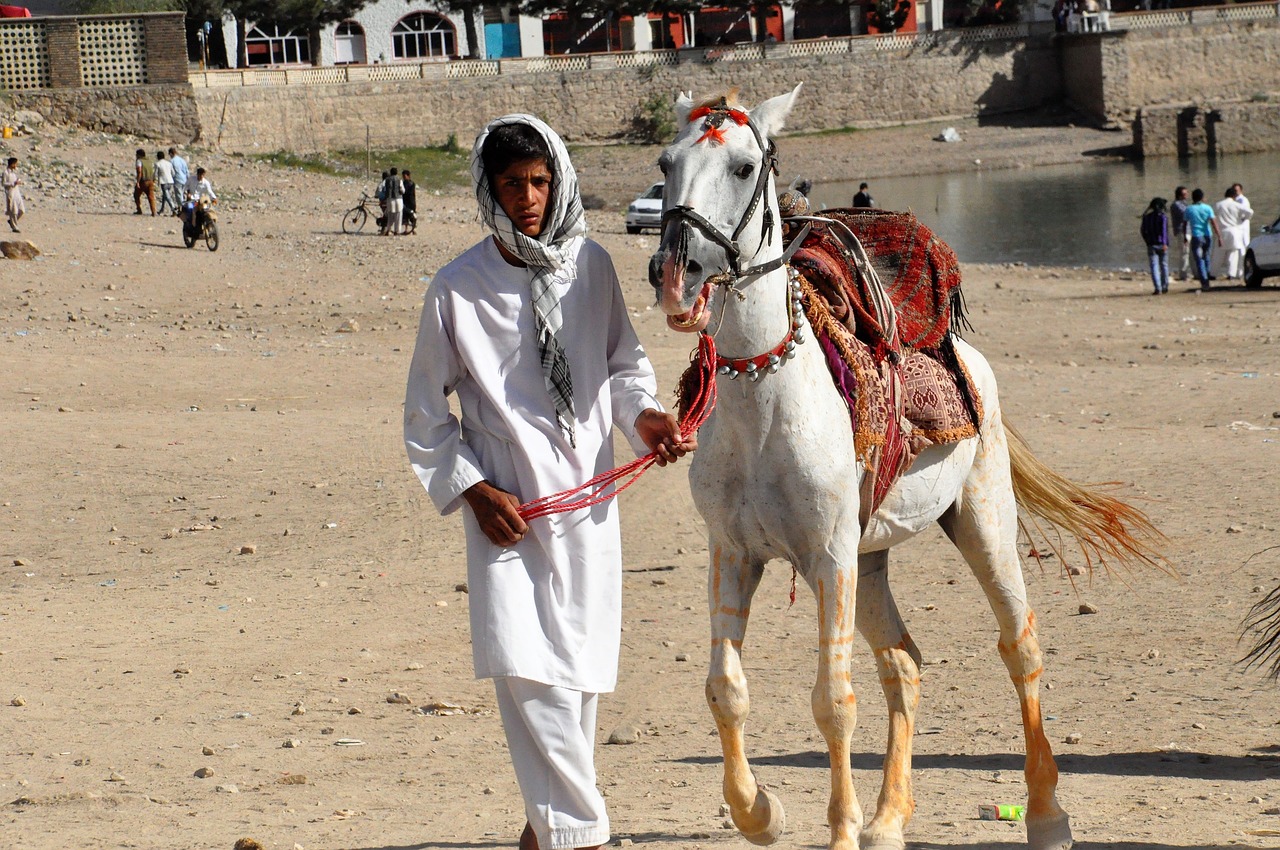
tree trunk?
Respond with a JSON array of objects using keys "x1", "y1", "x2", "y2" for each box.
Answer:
[
  {"x1": 235, "y1": 16, "x2": 247, "y2": 69},
  {"x1": 464, "y1": 5, "x2": 480, "y2": 59}
]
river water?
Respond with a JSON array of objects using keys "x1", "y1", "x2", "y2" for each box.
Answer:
[{"x1": 814, "y1": 152, "x2": 1279, "y2": 269}]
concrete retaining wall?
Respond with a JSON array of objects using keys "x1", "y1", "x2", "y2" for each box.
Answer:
[
  {"x1": 193, "y1": 35, "x2": 1063, "y2": 152},
  {"x1": 1137, "y1": 100, "x2": 1280, "y2": 156}
]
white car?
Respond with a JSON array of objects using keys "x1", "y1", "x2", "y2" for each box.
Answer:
[
  {"x1": 1244, "y1": 214, "x2": 1280, "y2": 287},
  {"x1": 624, "y1": 182, "x2": 664, "y2": 234}
]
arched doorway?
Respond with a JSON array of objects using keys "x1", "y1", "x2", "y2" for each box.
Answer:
[
  {"x1": 334, "y1": 21, "x2": 366, "y2": 64},
  {"x1": 392, "y1": 12, "x2": 457, "y2": 60}
]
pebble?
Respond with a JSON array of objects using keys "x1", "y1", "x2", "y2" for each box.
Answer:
[
  {"x1": 194, "y1": 766, "x2": 215, "y2": 778},
  {"x1": 10, "y1": 696, "x2": 25, "y2": 706},
  {"x1": 606, "y1": 725, "x2": 640, "y2": 745},
  {"x1": 719, "y1": 803, "x2": 731, "y2": 816},
  {"x1": 1249, "y1": 796, "x2": 1262, "y2": 804},
  {"x1": 173, "y1": 666, "x2": 190, "y2": 674},
  {"x1": 335, "y1": 319, "x2": 360, "y2": 333},
  {"x1": 1227, "y1": 525, "x2": 1243, "y2": 534},
  {"x1": 216, "y1": 783, "x2": 239, "y2": 793},
  {"x1": 1191, "y1": 722, "x2": 1205, "y2": 730},
  {"x1": 675, "y1": 653, "x2": 690, "y2": 662},
  {"x1": 107, "y1": 771, "x2": 126, "y2": 782},
  {"x1": 1265, "y1": 806, "x2": 1280, "y2": 815},
  {"x1": 348, "y1": 706, "x2": 362, "y2": 715},
  {"x1": 1078, "y1": 603, "x2": 1098, "y2": 615},
  {"x1": 239, "y1": 544, "x2": 257, "y2": 555},
  {"x1": 1064, "y1": 733, "x2": 1082, "y2": 744},
  {"x1": 387, "y1": 692, "x2": 412, "y2": 704},
  {"x1": 722, "y1": 818, "x2": 736, "y2": 829},
  {"x1": 292, "y1": 704, "x2": 307, "y2": 716},
  {"x1": 614, "y1": 839, "x2": 633, "y2": 847},
  {"x1": 202, "y1": 745, "x2": 215, "y2": 756},
  {"x1": 455, "y1": 582, "x2": 468, "y2": 593},
  {"x1": 1066, "y1": 565, "x2": 1082, "y2": 576},
  {"x1": 234, "y1": 840, "x2": 264, "y2": 850},
  {"x1": 283, "y1": 739, "x2": 301, "y2": 748},
  {"x1": 406, "y1": 662, "x2": 424, "y2": 670},
  {"x1": 277, "y1": 774, "x2": 307, "y2": 785}
]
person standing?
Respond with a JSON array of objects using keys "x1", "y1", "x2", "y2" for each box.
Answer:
[
  {"x1": 133, "y1": 148, "x2": 155, "y2": 216},
  {"x1": 4, "y1": 156, "x2": 24, "y2": 233},
  {"x1": 381, "y1": 167, "x2": 404, "y2": 235},
  {"x1": 153, "y1": 151, "x2": 178, "y2": 216},
  {"x1": 852, "y1": 182, "x2": 875, "y2": 208},
  {"x1": 1140, "y1": 197, "x2": 1170, "y2": 295},
  {"x1": 403, "y1": 114, "x2": 693, "y2": 850},
  {"x1": 1170, "y1": 185, "x2": 1190, "y2": 281},
  {"x1": 169, "y1": 147, "x2": 190, "y2": 206},
  {"x1": 1213, "y1": 186, "x2": 1253, "y2": 280},
  {"x1": 1183, "y1": 188, "x2": 1220, "y2": 290},
  {"x1": 401, "y1": 169, "x2": 417, "y2": 234}
]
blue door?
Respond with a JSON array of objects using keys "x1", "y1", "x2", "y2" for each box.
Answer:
[{"x1": 484, "y1": 22, "x2": 520, "y2": 59}]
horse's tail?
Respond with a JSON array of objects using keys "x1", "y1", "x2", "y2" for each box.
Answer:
[
  {"x1": 1241, "y1": 585, "x2": 1280, "y2": 679},
  {"x1": 1004, "y1": 420, "x2": 1168, "y2": 575}
]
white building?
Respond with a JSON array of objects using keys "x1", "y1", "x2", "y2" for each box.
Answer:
[{"x1": 220, "y1": 4, "x2": 545, "y2": 68}]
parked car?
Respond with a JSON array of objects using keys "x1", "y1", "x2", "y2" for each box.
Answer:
[
  {"x1": 1244, "y1": 214, "x2": 1280, "y2": 288},
  {"x1": 625, "y1": 182, "x2": 664, "y2": 234}
]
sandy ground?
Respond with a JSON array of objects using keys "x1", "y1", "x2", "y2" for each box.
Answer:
[{"x1": 2, "y1": 115, "x2": 1280, "y2": 850}]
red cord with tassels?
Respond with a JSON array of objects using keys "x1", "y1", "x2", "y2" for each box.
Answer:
[{"x1": 516, "y1": 333, "x2": 719, "y2": 522}]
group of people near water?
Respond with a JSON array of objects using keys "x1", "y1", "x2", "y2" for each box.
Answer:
[
  {"x1": 133, "y1": 147, "x2": 216, "y2": 217},
  {"x1": 1140, "y1": 183, "x2": 1253, "y2": 294},
  {"x1": 374, "y1": 167, "x2": 417, "y2": 235}
]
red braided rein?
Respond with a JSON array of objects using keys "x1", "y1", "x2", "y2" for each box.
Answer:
[{"x1": 517, "y1": 334, "x2": 718, "y2": 521}]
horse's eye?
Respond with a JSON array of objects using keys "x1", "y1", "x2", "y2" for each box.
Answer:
[
  {"x1": 735, "y1": 163, "x2": 755, "y2": 180},
  {"x1": 658, "y1": 159, "x2": 669, "y2": 176}
]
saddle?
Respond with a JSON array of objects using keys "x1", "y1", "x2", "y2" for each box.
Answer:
[{"x1": 788, "y1": 208, "x2": 983, "y2": 523}]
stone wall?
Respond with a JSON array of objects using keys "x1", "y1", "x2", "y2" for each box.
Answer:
[
  {"x1": 10, "y1": 84, "x2": 200, "y2": 142},
  {"x1": 1082, "y1": 19, "x2": 1280, "y2": 125},
  {"x1": 1137, "y1": 100, "x2": 1280, "y2": 157},
  {"x1": 193, "y1": 34, "x2": 1063, "y2": 152}
]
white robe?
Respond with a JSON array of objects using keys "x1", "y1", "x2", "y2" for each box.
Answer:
[
  {"x1": 404, "y1": 236, "x2": 661, "y2": 692},
  {"x1": 1215, "y1": 196, "x2": 1253, "y2": 252}
]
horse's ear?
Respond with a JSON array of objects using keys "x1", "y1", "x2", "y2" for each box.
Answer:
[
  {"x1": 674, "y1": 91, "x2": 695, "y2": 130},
  {"x1": 749, "y1": 83, "x2": 803, "y2": 139}
]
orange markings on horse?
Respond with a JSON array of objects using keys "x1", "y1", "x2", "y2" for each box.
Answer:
[
  {"x1": 873, "y1": 640, "x2": 911, "y2": 656},
  {"x1": 879, "y1": 675, "x2": 922, "y2": 688},
  {"x1": 717, "y1": 604, "x2": 749, "y2": 618},
  {"x1": 998, "y1": 614, "x2": 1038, "y2": 653},
  {"x1": 1010, "y1": 666, "x2": 1044, "y2": 685}
]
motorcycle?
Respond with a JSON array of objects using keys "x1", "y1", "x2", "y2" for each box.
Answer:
[{"x1": 181, "y1": 197, "x2": 219, "y2": 252}]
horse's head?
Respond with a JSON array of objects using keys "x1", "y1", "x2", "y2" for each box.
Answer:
[{"x1": 649, "y1": 84, "x2": 803, "y2": 333}]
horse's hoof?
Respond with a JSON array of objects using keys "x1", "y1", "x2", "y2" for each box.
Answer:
[
  {"x1": 858, "y1": 827, "x2": 906, "y2": 850},
  {"x1": 1026, "y1": 810, "x2": 1072, "y2": 850},
  {"x1": 736, "y1": 787, "x2": 786, "y2": 846}
]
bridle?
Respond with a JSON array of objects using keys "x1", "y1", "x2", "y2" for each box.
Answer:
[{"x1": 657, "y1": 100, "x2": 806, "y2": 283}]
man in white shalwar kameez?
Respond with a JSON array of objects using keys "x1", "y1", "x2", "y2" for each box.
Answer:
[
  {"x1": 404, "y1": 115, "x2": 694, "y2": 850},
  {"x1": 1213, "y1": 186, "x2": 1253, "y2": 280}
]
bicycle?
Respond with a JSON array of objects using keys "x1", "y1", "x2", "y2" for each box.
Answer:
[{"x1": 341, "y1": 191, "x2": 382, "y2": 234}]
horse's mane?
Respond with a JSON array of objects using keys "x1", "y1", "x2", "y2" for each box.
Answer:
[{"x1": 693, "y1": 88, "x2": 742, "y2": 111}]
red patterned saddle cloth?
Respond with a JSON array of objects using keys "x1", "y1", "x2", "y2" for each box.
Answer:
[{"x1": 789, "y1": 209, "x2": 983, "y2": 521}]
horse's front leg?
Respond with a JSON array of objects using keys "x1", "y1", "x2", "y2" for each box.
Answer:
[
  {"x1": 705, "y1": 541, "x2": 784, "y2": 845},
  {"x1": 802, "y1": 551, "x2": 864, "y2": 850},
  {"x1": 855, "y1": 550, "x2": 922, "y2": 850}
]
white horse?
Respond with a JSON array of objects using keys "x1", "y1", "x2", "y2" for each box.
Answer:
[{"x1": 650, "y1": 85, "x2": 1161, "y2": 850}]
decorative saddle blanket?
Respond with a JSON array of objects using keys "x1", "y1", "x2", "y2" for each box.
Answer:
[{"x1": 789, "y1": 209, "x2": 984, "y2": 522}]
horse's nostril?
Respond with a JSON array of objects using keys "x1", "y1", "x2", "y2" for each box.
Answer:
[{"x1": 687, "y1": 259, "x2": 702, "y2": 277}]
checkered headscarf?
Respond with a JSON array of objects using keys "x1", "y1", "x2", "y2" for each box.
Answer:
[{"x1": 471, "y1": 114, "x2": 587, "y2": 447}]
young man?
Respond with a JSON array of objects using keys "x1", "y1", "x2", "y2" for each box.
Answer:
[
  {"x1": 4, "y1": 156, "x2": 24, "y2": 233},
  {"x1": 404, "y1": 114, "x2": 693, "y2": 850},
  {"x1": 133, "y1": 148, "x2": 155, "y2": 216},
  {"x1": 380, "y1": 167, "x2": 403, "y2": 235},
  {"x1": 153, "y1": 150, "x2": 178, "y2": 216},
  {"x1": 1170, "y1": 185, "x2": 1190, "y2": 281},
  {"x1": 401, "y1": 169, "x2": 417, "y2": 234},
  {"x1": 1183, "y1": 188, "x2": 1220, "y2": 290},
  {"x1": 1214, "y1": 184, "x2": 1253, "y2": 280},
  {"x1": 189, "y1": 167, "x2": 216, "y2": 203},
  {"x1": 168, "y1": 146, "x2": 190, "y2": 206},
  {"x1": 852, "y1": 181, "x2": 875, "y2": 208}
]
